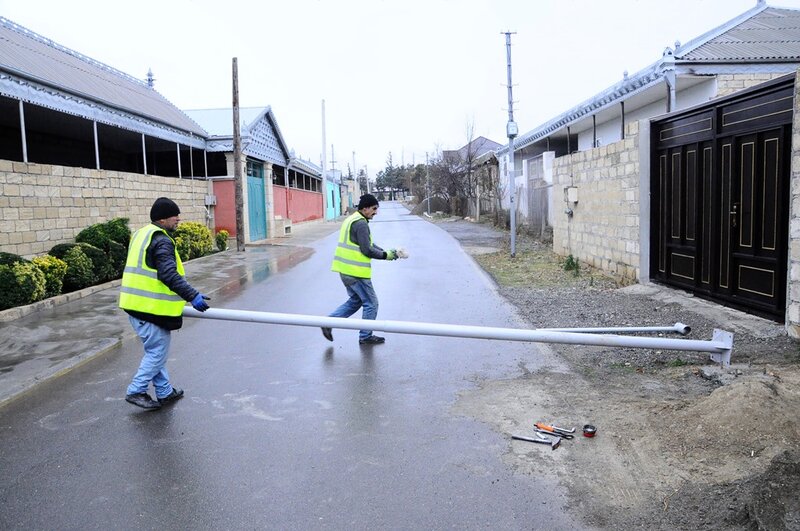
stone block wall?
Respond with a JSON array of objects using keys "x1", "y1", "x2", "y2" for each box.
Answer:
[
  {"x1": 0, "y1": 160, "x2": 210, "y2": 258},
  {"x1": 551, "y1": 122, "x2": 640, "y2": 283},
  {"x1": 716, "y1": 73, "x2": 788, "y2": 98},
  {"x1": 787, "y1": 75, "x2": 800, "y2": 337}
]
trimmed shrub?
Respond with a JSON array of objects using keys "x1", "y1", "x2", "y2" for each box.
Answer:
[
  {"x1": 215, "y1": 230, "x2": 229, "y2": 252},
  {"x1": 174, "y1": 222, "x2": 213, "y2": 261},
  {"x1": 105, "y1": 217, "x2": 131, "y2": 246},
  {"x1": 107, "y1": 240, "x2": 127, "y2": 279},
  {"x1": 0, "y1": 261, "x2": 46, "y2": 310},
  {"x1": 61, "y1": 246, "x2": 94, "y2": 292},
  {"x1": 0, "y1": 251, "x2": 27, "y2": 266},
  {"x1": 32, "y1": 255, "x2": 68, "y2": 298},
  {"x1": 77, "y1": 242, "x2": 114, "y2": 283},
  {"x1": 75, "y1": 223, "x2": 110, "y2": 249},
  {"x1": 49, "y1": 243, "x2": 78, "y2": 260}
]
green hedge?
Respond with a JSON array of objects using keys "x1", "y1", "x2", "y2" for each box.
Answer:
[
  {"x1": 61, "y1": 246, "x2": 95, "y2": 293},
  {"x1": 0, "y1": 261, "x2": 46, "y2": 310},
  {"x1": 215, "y1": 230, "x2": 229, "y2": 252},
  {"x1": 0, "y1": 218, "x2": 217, "y2": 312},
  {"x1": 174, "y1": 221, "x2": 213, "y2": 261},
  {"x1": 32, "y1": 255, "x2": 67, "y2": 298},
  {"x1": 0, "y1": 251, "x2": 26, "y2": 266},
  {"x1": 105, "y1": 217, "x2": 131, "y2": 246}
]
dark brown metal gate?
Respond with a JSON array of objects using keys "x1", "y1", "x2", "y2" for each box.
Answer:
[{"x1": 651, "y1": 75, "x2": 794, "y2": 321}]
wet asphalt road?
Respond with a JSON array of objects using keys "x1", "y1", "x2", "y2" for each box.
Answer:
[{"x1": 0, "y1": 203, "x2": 587, "y2": 530}]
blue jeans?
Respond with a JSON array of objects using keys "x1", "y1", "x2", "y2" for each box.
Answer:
[
  {"x1": 126, "y1": 315, "x2": 175, "y2": 399},
  {"x1": 329, "y1": 278, "x2": 379, "y2": 340}
]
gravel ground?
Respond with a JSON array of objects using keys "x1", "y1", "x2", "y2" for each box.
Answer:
[{"x1": 436, "y1": 217, "x2": 800, "y2": 531}]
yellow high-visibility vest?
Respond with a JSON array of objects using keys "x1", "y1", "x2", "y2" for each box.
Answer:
[
  {"x1": 119, "y1": 224, "x2": 186, "y2": 316},
  {"x1": 331, "y1": 211, "x2": 372, "y2": 278}
]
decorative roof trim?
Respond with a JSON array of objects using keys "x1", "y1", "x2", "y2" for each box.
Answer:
[{"x1": 0, "y1": 72, "x2": 205, "y2": 148}]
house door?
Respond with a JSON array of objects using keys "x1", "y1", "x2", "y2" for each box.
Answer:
[
  {"x1": 247, "y1": 174, "x2": 266, "y2": 241},
  {"x1": 651, "y1": 76, "x2": 793, "y2": 320}
]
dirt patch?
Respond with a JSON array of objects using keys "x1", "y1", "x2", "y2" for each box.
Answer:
[{"x1": 439, "y1": 219, "x2": 800, "y2": 530}]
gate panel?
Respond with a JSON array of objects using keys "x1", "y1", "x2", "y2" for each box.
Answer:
[{"x1": 651, "y1": 76, "x2": 793, "y2": 321}]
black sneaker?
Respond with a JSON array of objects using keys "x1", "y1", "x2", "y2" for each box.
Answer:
[
  {"x1": 125, "y1": 392, "x2": 162, "y2": 410},
  {"x1": 321, "y1": 327, "x2": 333, "y2": 342},
  {"x1": 158, "y1": 388, "x2": 184, "y2": 405},
  {"x1": 359, "y1": 335, "x2": 385, "y2": 345}
]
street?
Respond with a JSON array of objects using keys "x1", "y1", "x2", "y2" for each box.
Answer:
[{"x1": 0, "y1": 203, "x2": 587, "y2": 530}]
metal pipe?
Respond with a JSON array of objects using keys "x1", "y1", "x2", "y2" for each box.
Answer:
[
  {"x1": 542, "y1": 322, "x2": 691, "y2": 336},
  {"x1": 183, "y1": 308, "x2": 732, "y2": 366}
]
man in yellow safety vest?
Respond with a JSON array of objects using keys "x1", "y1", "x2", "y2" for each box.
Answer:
[
  {"x1": 323, "y1": 194, "x2": 400, "y2": 345},
  {"x1": 119, "y1": 197, "x2": 210, "y2": 410}
]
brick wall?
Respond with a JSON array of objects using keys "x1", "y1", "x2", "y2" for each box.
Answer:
[
  {"x1": 551, "y1": 122, "x2": 640, "y2": 283},
  {"x1": 0, "y1": 160, "x2": 210, "y2": 258}
]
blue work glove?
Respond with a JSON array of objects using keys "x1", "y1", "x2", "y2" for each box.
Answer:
[
  {"x1": 386, "y1": 249, "x2": 397, "y2": 261},
  {"x1": 191, "y1": 293, "x2": 210, "y2": 312}
]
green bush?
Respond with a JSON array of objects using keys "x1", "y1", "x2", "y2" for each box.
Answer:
[
  {"x1": 49, "y1": 243, "x2": 78, "y2": 260},
  {"x1": 105, "y1": 217, "x2": 131, "y2": 246},
  {"x1": 32, "y1": 255, "x2": 67, "y2": 298},
  {"x1": 0, "y1": 251, "x2": 27, "y2": 266},
  {"x1": 75, "y1": 223, "x2": 110, "y2": 249},
  {"x1": 174, "y1": 221, "x2": 213, "y2": 261},
  {"x1": 215, "y1": 230, "x2": 229, "y2": 252},
  {"x1": 0, "y1": 261, "x2": 46, "y2": 310},
  {"x1": 107, "y1": 240, "x2": 127, "y2": 279},
  {"x1": 61, "y1": 246, "x2": 94, "y2": 292},
  {"x1": 77, "y1": 242, "x2": 114, "y2": 283}
]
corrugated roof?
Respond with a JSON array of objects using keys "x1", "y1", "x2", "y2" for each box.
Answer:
[
  {"x1": 511, "y1": 2, "x2": 800, "y2": 152},
  {"x1": 0, "y1": 16, "x2": 206, "y2": 136},
  {"x1": 679, "y1": 8, "x2": 800, "y2": 61}
]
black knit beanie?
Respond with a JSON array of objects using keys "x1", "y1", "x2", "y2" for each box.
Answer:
[
  {"x1": 150, "y1": 197, "x2": 181, "y2": 221},
  {"x1": 357, "y1": 194, "x2": 379, "y2": 209}
]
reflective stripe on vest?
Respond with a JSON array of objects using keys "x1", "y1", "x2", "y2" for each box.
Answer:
[
  {"x1": 118, "y1": 224, "x2": 186, "y2": 316},
  {"x1": 331, "y1": 211, "x2": 372, "y2": 278}
]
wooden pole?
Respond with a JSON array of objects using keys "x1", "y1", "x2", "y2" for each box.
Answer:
[{"x1": 232, "y1": 57, "x2": 245, "y2": 251}]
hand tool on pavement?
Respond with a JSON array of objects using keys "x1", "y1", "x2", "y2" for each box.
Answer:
[
  {"x1": 512, "y1": 433, "x2": 560, "y2": 450},
  {"x1": 534, "y1": 422, "x2": 576, "y2": 436},
  {"x1": 533, "y1": 427, "x2": 574, "y2": 440},
  {"x1": 583, "y1": 424, "x2": 597, "y2": 437}
]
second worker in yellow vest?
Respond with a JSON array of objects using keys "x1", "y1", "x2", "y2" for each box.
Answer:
[{"x1": 324, "y1": 194, "x2": 400, "y2": 345}]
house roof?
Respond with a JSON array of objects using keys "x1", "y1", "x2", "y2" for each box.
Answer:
[
  {"x1": 182, "y1": 107, "x2": 267, "y2": 137},
  {"x1": 0, "y1": 16, "x2": 207, "y2": 141},
  {"x1": 677, "y1": 6, "x2": 800, "y2": 62},
  {"x1": 444, "y1": 136, "x2": 503, "y2": 162},
  {"x1": 185, "y1": 106, "x2": 294, "y2": 167},
  {"x1": 510, "y1": 2, "x2": 800, "y2": 153}
]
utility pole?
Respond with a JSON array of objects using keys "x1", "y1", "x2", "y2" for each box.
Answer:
[
  {"x1": 321, "y1": 99, "x2": 328, "y2": 220},
  {"x1": 425, "y1": 152, "x2": 431, "y2": 216},
  {"x1": 232, "y1": 57, "x2": 245, "y2": 252},
  {"x1": 503, "y1": 31, "x2": 519, "y2": 258}
]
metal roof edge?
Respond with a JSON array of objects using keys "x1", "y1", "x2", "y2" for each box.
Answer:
[
  {"x1": 0, "y1": 16, "x2": 151, "y2": 90},
  {"x1": 510, "y1": 65, "x2": 664, "y2": 152},
  {"x1": 674, "y1": 3, "x2": 770, "y2": 58}
]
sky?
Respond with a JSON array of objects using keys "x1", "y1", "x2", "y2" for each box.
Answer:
[{"x1": 2, "y1": 0, "x2": 800, "y2": 178}]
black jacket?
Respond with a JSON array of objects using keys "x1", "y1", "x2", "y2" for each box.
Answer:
[{"x1": 124, "y1": 231, "x2": 199, "y2": 330}]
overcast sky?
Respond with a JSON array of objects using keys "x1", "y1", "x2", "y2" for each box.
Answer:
[{"x1": 2, "y1": 0, "x2": 799, "y2": 177}]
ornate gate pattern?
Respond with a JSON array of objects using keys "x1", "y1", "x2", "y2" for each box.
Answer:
[{"x1": 651, "y1": 76, "x2": 794, "y2": 320}]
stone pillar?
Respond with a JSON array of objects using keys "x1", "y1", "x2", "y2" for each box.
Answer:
[
  {"x1": 786, "y1": 69, "x2": 800, "y2": 337},
  {"x1": 265, "y1": 162, "x2": 275, "y2": 238}
]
